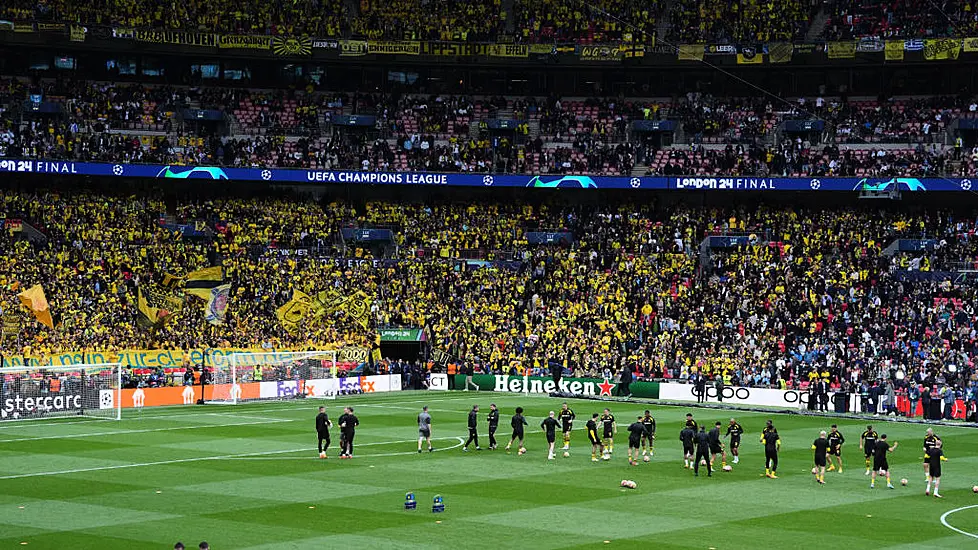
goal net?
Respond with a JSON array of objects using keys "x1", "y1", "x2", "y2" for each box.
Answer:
[
  {"x1": 205, "y1": 351, "x2": 338, "y2": 404},
  {"x1": 0, "y1": 363, "x2": 122, "y2": 422}
]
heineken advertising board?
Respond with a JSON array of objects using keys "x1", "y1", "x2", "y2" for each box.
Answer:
[{"x1": 453, "y1": 374, "x2": 659, "y2": 398}]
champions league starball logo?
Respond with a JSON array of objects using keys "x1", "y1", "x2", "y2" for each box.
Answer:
[
  {"x1": 526, "y1": 175, "x2": 599, "y2": 189},
  {"x1": 156, "y1": 166, "x2": 230, "y2": 180}
]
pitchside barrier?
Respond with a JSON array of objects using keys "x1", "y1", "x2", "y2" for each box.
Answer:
[
  {"x1": 106, "y1": 374, "x2": 401, "y2": 409},
  {"x1": 439, "y1": 376, "x2": 972, "y2": 419}
]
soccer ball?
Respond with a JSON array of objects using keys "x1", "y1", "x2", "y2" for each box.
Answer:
[
  {"x1": 602, "y1": 452, "x2": 611, "y2": 461},
  {"x1": 518, "y1": 448, "x2": 525, "y2": 455},
  {"x1": 319, "y1": 452, "x2": 326, "y2": 459},
  {"x1": 563, "y1": 451, "x2": 570, "y2": 458},
  {"x1": 972, "y1": 486, "x2": 978, "y2": 493},
  {"x1": 723, "y1": 465, "x2": 733, "y2": 472},
  {"x1": 620, "y1": 480, "x2": 637, "y2": 489},
  {"x1": 900, "y1": 478, "x2": 908, "y2": 486},
  {"x1": 643, "y1": 455, "x2": 651, "y2": 463},
  {"x1": 812, "y1": 467, "x2": 818, "y2": 475},
  {"x1": 700, "y1": 459, "x2": 707, "y2": 466}
]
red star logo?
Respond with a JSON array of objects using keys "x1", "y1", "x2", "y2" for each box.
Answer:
[{"x1": 598, "y1": 379, "x2": 615, "y2": 396}]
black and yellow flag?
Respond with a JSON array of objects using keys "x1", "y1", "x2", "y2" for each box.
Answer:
[
  {"x1": 137, "y1": 285, "x2": 171, "y2": 327},
  {"x1": 345, "y1": 291, "x2": 373, "y2": 329},
  {"x1": 185, "y1": 266, "x2": 223, "y2": 299},
  {"x1": 276, "y1": 290, "x2": 312, "y2": 333}
]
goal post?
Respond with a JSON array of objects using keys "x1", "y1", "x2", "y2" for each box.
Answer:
[
  {"x1": 206, "y1": 350, "x2": 338, "y2": 404},
  {"x1": 0, "y1": 363, "x2": 122, "y2": 422}
]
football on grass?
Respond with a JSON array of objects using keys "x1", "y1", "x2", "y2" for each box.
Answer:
[
  {"x1": 723, "y1": 465, "x2": 732, "y2": 472},
  {"x1": 901, "y1": 478, "x2": 908, "y2": 486},
  {"x1": 563, "y1": 451, "x2": 569, "y2": 458},
  {"x1": 643, "y1": 455, "x2": 651, "y2": 462}
]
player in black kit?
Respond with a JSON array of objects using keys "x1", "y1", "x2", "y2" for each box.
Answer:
[
  {"x1": 559, "y1": 403, "x2": 576, "y2": 452},
  {"x1": 315, "y1": 406, "x2": 332, "y2": 459},
  {"x1": 826, "y1": 424, "x2": 845, "y2": 473},
  {"x1": 640, "y1": 410, "x2": 656, "y2": 459},
  {"x1": 923, "y1": 428, "x2": 941, "y2": 483},
  {"x1": 870, "y1": 433, "x2": 898, "y2": 489},
  {"x1": 860, "y1": 425, "x2": 879, "y2": 475},
  {"x1": 812, "y1": 431, "x2": 830, "y2": 484},
  {"x1": 338, "y1": 407, "x2": 359, "y2": 458},
  {"x1": 725, "y1": 418, "x2": 743, "y2": 464},
  {"x1": 925, "y1": 439, "x2": 946, "y2": 498},
  {"x1": 761, "y1": 420, "x2": 780, "y2": 478},
  {"x1": 506, "y1": 407, "x2": 528, "y2": 454},
  {"x1": 626, "y1": 416, "x2": 646, "y2": 466},
  {"x1": 541, "y1": 411, "x2": 560, "y2": 460},
  {"x1": 586, "y1": 413, "x2": 604, "y2": 462}
]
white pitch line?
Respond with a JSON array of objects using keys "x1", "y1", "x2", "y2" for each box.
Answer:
[
  {"x1": 225, "y1": 437, "x2": 466, "y2": 460},
  {"x1": 0, "y1": 418, "x2": 297, "y2": 444},
  {"x1": 0, "y1": 436, "x2": 467, "y2": 480},
  {"x1": 940, "y1": 504, "x2": 978, "y2": 540}
]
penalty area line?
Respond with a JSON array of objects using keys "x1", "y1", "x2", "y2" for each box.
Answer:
[
  {"x1": 224, "y1": 436, "x2": 467, "y2": 460},
  {"x1": 940, "y1": 504, "x2": 978, "y2": 540}
]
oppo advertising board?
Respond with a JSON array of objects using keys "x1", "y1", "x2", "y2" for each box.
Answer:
[{"x1": 658, "y1": 382, "x2": 825, "y2": 409}]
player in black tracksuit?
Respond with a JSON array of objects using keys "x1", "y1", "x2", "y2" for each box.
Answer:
[
  {"x1": 680, "y1": 426, "x2": 695, "y2": 469},
  {"x1": 315, "y1": 406, "x2": 332, "y2": 458},
  {"x1": 338, "y1": 407, "x2": 359, "y2": 458},
  {"x1": 506, "y1": 407, "x2": 528, "y2": 452},
  {"x1": 694, "y1": 426, "x2": 712, "y2": 477},
  {"x1": 708, "y1": 422, "x2": 726, "y2": 469},
  {"x1": 464, "y1": 404, "x2": 481, "y2": 451},
  {"x1": 487, "y1": 403, "x2": 500, "y2": 450},
  {"x1": 925, "y1": 440, "x2": 946, "y2": 498}
]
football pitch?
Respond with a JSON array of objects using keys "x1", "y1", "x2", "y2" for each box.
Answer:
[{"x1": 0, "y1": 392, "x2": 976, "y2": 549}]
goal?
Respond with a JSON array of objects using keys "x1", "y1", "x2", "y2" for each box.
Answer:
[
  {"x1": 0, "y1": 363, "x2": 122, "y2": 422},
  {"x1": 205, "y1": 351, "x2": 338, "y2": 404}
]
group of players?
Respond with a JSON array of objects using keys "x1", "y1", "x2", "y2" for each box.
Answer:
[{"x1": 316, "y1": 402, "x2": 951, "y2": 498}]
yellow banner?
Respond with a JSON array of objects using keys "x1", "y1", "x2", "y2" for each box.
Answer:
[
  {"x1": 489, "y1": 44, "x2": 528, "y2": 58},
  {"x1": 0, "y1": 348, "x2": 340, "y2": 369},
  {"x1": 768, "y1": 42, "x2": 793, "y2": 63},
  {"x1": 13, "y1": 22, "x2": 34, "y2": 33},
  {"x1": 272, "y1": 36, "x2": 311, "y2": 56},
  {"x1": 345, "y1": 290, "x2": 372, "y2": 329},
  {"x1": 69, "y1": 25, "x2": 86, "y2": 42},
  {"x1": 276, "y1": 290, "x2": 312, "y2": 333},
  {"x1": 218, "y1": 34, "x2": 270, "y2": 50},
  {"x1": 963, "y1": 37, "x2": 978, "y2": 52},
  {"x1": 339, "y1": 39, "x2": 368, "y2": 57},
  {"x1": 133, "y1": 30, "x2": 216, "y2": 47},
  {"x1": 677, "y1": 44, "x2": 704, "y2": 61},
  {"x1": 367, "y1": 40, "x2": 420, "y2": 55},
  {"x1": 827, "y1": 41, "x2": 856, "y2": 59},
  {"x1": 885, "y1": 40, "x2": 905, "y2": 61},
  {"x1": 579, "y1": 45, "x2": 622, "y2": 62},
  {"x1": 923, "y1": 38, "x2": 961, "y2": 60},
  {"x1": 736, "y1": 53, "x2": 763, "y2": 64},
  {"x1": 528, "y1": 44, "x2": 555, "y2": 55}
]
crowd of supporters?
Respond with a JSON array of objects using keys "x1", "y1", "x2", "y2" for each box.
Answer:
[
  {"x1": 4, "y1": 80, "x2": 978, "y2": 177},
  {"x1": 3, "y1": 182, "x2": 978, "y2": 402},
  {"x1": 3, "y1": 0, "x2": 974, "y2": 42}
]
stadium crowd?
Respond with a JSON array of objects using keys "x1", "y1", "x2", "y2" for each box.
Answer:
[
  {"x1": 3, "y1": 183, "x2": 978, "y2": 409},
  {"x1": 3, "y1": 80, "x2": 978, "y2": 177},
  {"x1": 3, "y1": 0, "x2": 974, "y2": 42}
]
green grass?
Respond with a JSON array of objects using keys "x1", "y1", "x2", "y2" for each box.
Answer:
[{"x1": 0, "y1": 392, "x2": 976, "y2": 549}]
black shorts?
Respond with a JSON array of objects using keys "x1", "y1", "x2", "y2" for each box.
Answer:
[
  {"x1": 710, "y1": 445, "x2": 722, "y2": 455},
  {"x1": 588, "y1": 433, "x2": 601, "y2": 445},
  {"x1": 419, "y1": 428, "x2": 430, "y2": 438},
  {"x1": 546, "y1": 433, "x2": 556, "y2": 444},
  {"x1": 864, "y1": 445, "x2": 876, "y2": 458},
  {"x1": 730, "y1": 437, "x2": 741, "y2": 449},
  {"x1": 562, "y1": 424, "x2": 573, "y2": 434},
  {"x1": 930, "y1": 464, "x2": 942, "y2": 478},
  {"x1": 814, "y1": 456, "x2": 827, "y2": 467},
  {"x1": 828, "y1": 446, "x2": 841, "y2": 457},
  {"x1": 873, "y1": 458, "x2": 888, "y2": 472},
  {"x1": 512, "y1": 430, "x2": 524, "y2": 440},
  {"x1": 629, "y1": 437, "x2": 641, "y2": 449},
  {"x1": 603, "y1": 430, "x2": 614, "y2": 439},
  {"x1": 683, "y1": 443, "x2": 694, "y2": 455}
]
